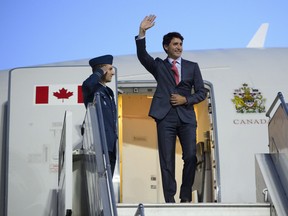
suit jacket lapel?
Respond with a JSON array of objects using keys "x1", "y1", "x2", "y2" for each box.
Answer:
[{"x1": 181, "y1": 59, "x2": 190, "y2": 80}]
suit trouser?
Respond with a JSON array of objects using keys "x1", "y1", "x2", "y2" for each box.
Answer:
[{"x1": 156, "y1": 107, "x2": 197, "y2": 203}]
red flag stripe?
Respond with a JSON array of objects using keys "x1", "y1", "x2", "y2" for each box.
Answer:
[
  {"x1": 78, "y1": 85, "x2": 83, "y2": 103},
  {"x1": 35, "y1": 86, "x2": 49, "y2": 104}
]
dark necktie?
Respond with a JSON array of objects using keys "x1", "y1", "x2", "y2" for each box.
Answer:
[{"x1": 171, "y1": 60, "x2": 180, "y2": 84}]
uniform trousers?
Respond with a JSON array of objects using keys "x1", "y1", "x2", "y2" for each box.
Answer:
[{"x1": 108, "y1": 144, "x2": 117, "y2": 176}]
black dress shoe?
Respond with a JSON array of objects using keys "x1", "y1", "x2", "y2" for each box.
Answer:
[
  {"x1": 166, "y1": 197, "x2": 175, "y2": 203},
  {"x1": 180, "y1": 199, "x2": 190, "y2": 203}
]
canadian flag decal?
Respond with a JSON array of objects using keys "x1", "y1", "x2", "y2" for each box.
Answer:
[{"x1": 35, "y1": 85, "x2": 83, "y2": 105}]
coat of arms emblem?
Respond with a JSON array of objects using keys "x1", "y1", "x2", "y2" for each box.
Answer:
[{"x1": 232, "y1": 83, "x2": 266, "y2": 113}]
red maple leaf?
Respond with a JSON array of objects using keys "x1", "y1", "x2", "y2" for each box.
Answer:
[{"x1": 53, "y1": 88, "x2": 73, "y2": 102}]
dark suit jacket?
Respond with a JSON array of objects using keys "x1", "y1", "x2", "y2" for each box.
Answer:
[
  {"x1": 136, "y1": 37, "x2": 207, "y2": 125},
  {"x1": 82, "y1": 69, "x2": 117, "y2": 152}
]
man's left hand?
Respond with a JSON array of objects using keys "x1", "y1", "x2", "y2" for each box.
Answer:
[{"x1": 170, "y1": 94, "x2": 187, "y2": 106}]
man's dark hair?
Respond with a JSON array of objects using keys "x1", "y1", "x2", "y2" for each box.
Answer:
[{"x1": 162, "y1": 32, "x2": 184, "y2": 53}]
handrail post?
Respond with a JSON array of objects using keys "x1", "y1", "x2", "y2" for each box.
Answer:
[{"x1": 134, "y1": 203, "x2": 145, "y2": 216}]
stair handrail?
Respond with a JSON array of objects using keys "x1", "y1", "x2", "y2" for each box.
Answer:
[
  {"x1": 266, "y1": 92, "x2": 288, "y2": 118},
  {"x1": 79, "y1": 93, "x2": 118, "y2": 216}
]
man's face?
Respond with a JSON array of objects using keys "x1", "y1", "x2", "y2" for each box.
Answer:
[
  {"x1": 164, "y1": 37, "x2": 183, "y2": 59},
  {"x1": 102, "y1": 64, "x2": 115, "y2": 83}
]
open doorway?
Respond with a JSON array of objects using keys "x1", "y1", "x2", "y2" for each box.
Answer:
[{"x1": 117, "y1": 83, "x2": 218, "y2": 203}]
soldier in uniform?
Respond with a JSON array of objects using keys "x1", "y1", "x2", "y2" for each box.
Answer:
[{"x1": 82, "y1": 54, "x2": 117, "y2": 176}]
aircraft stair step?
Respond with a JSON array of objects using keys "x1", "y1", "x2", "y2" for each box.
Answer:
[{"x1": 117, "y1": 203, "x2": 271, "y2": 216}]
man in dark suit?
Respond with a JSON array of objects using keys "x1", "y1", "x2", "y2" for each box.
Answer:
[
  {"x1": 82, "y1": 55, "x2": 117, "y2": 176},
  {"x1": 135, "y1": 15, "x2": 207, "y2": 203}
]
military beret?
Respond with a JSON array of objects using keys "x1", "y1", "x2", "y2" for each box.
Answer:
[{"x1": 89, "y1": 54, "x2": 113, "y2": 68}]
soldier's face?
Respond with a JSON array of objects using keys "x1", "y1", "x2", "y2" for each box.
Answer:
[{"x1": 102, "y1": 64, "x2": 115, "y2": 83}]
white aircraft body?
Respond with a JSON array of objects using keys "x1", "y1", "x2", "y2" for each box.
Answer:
[{"x1": 0, "y1": 24, "x2": 288, "y2": 215}]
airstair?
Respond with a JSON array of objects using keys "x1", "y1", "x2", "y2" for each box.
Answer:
[
  {"x1": 117, "y1": 203, "x2": 271, "y2": 216},
  {"x1": 58, "y1": 92, "x2": 288, "y2": 216}
]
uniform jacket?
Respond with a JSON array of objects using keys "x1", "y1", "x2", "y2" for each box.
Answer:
[
  {"x1": 82, "y1": 69, "x2": 117, "y2": 152},
  {"x1": 135, "y1": 37, "x2": 207, "y2": 125}
]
